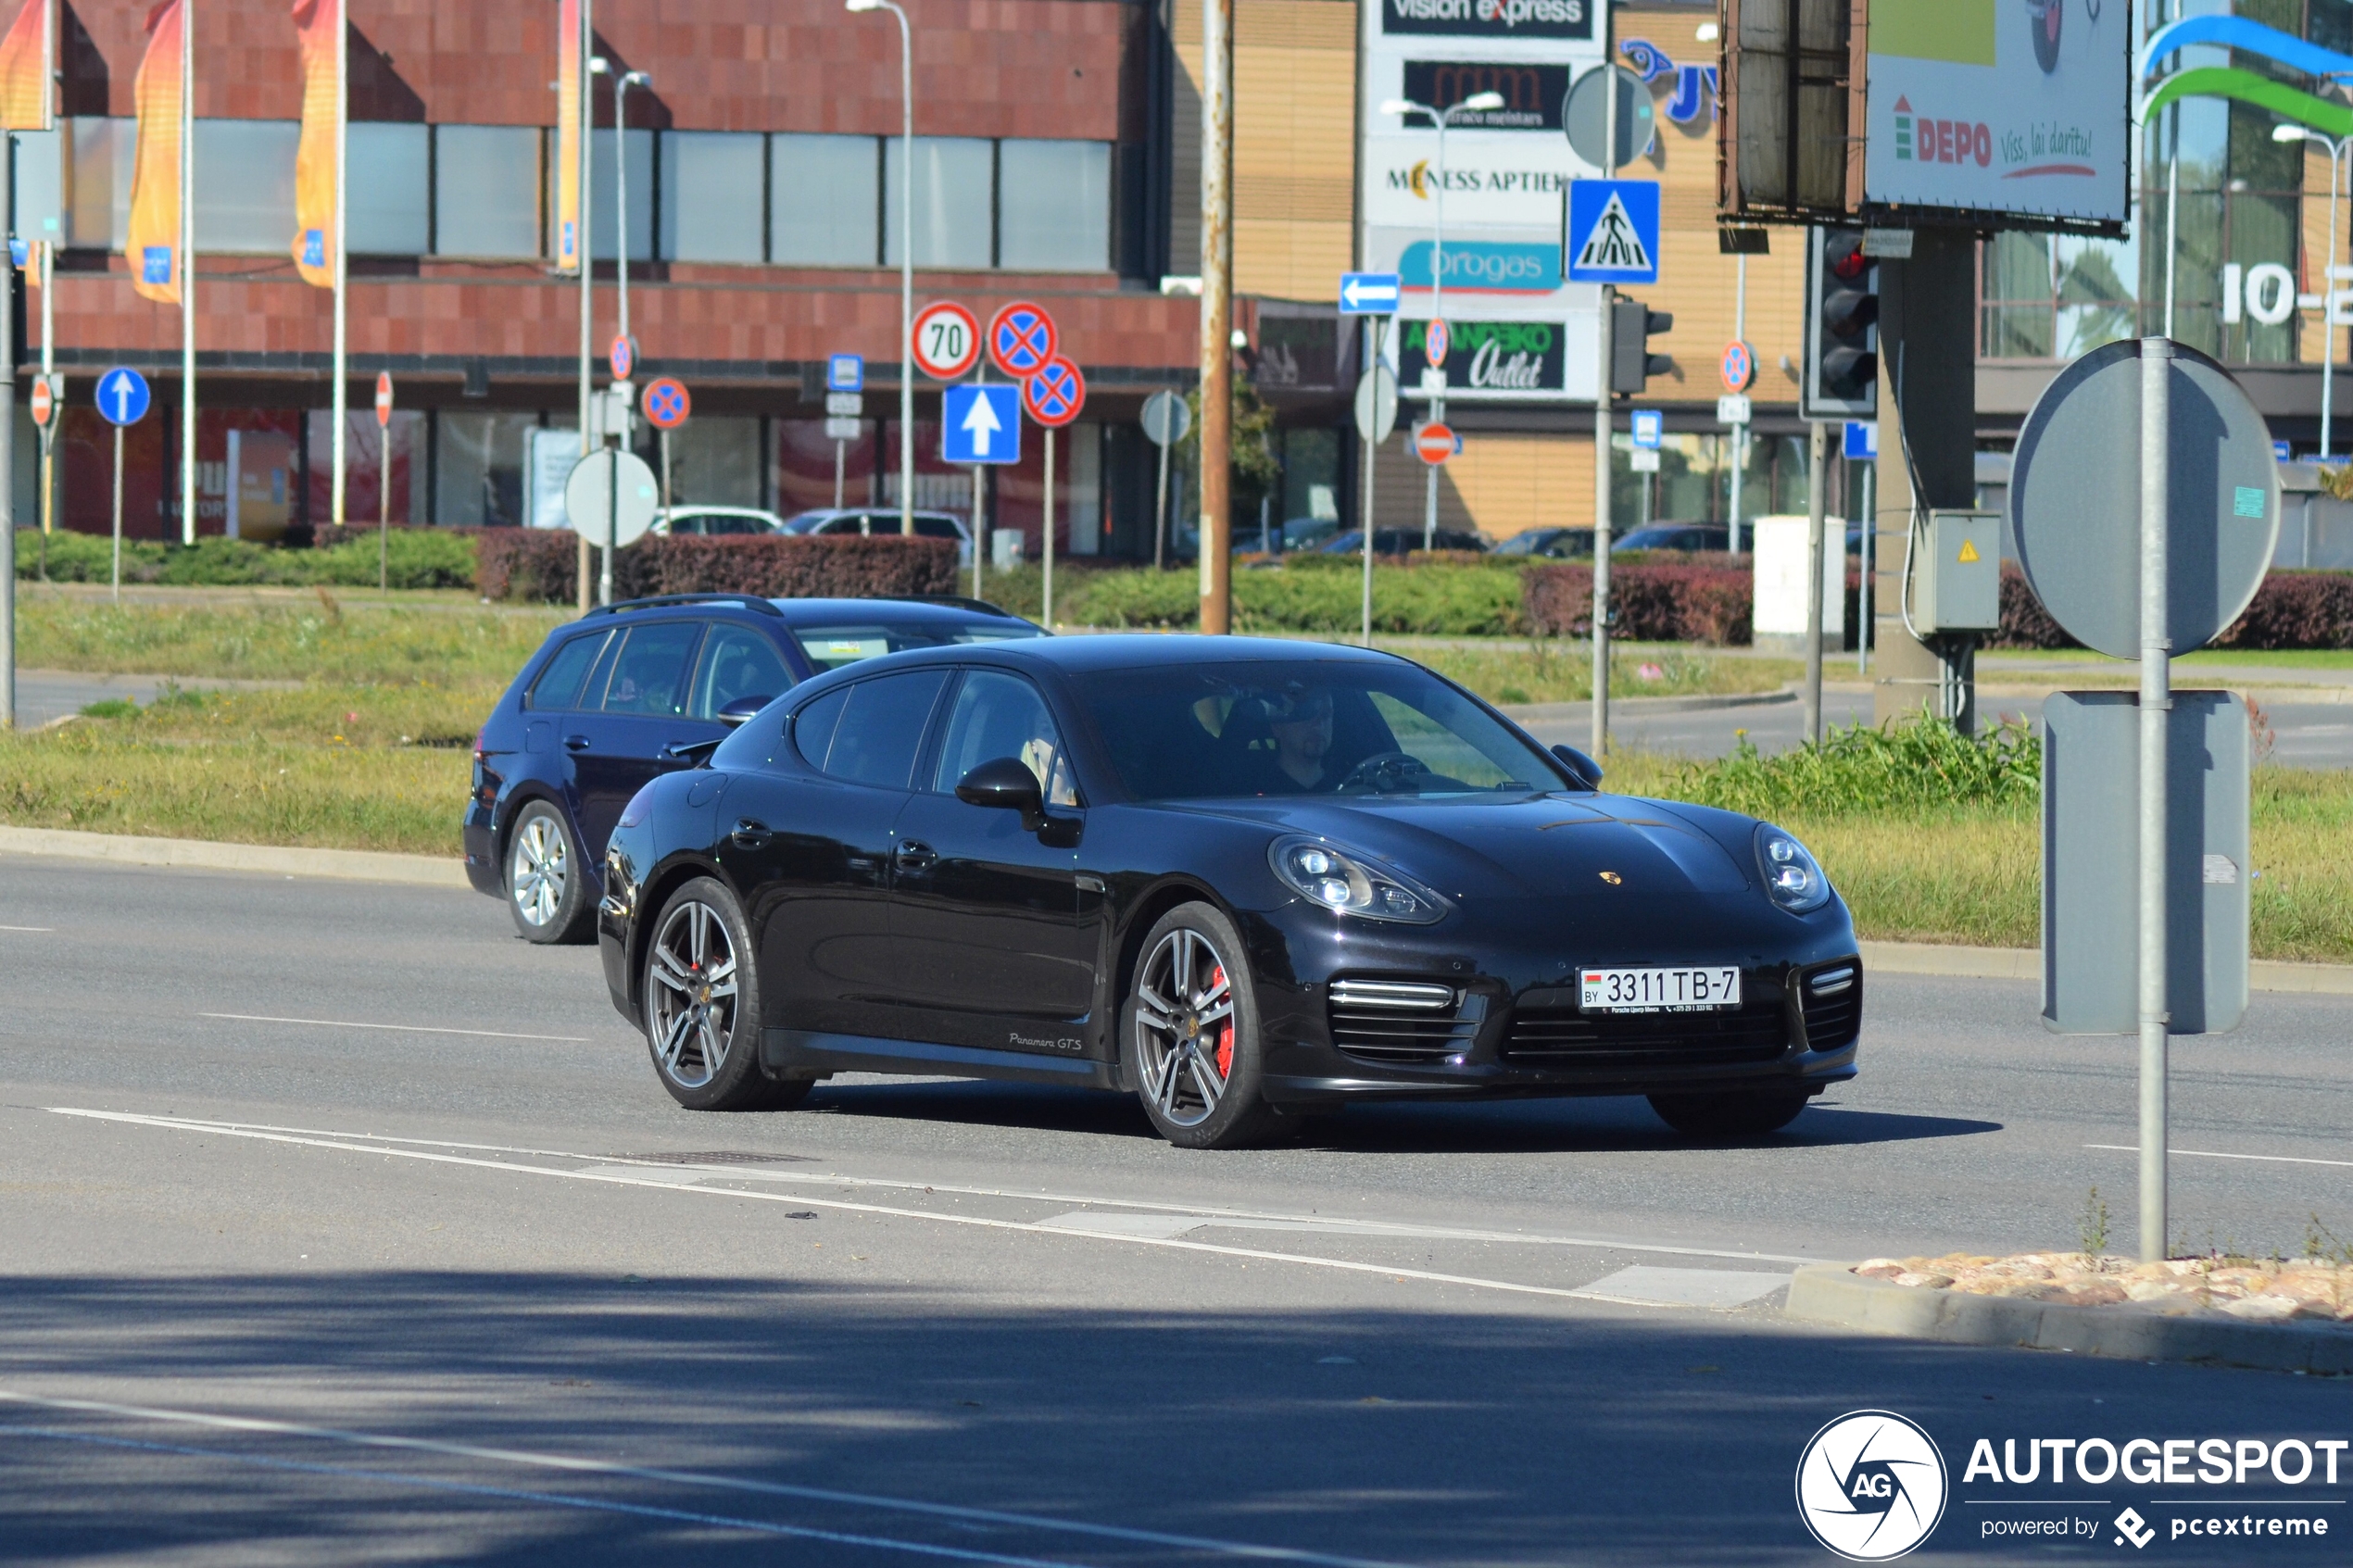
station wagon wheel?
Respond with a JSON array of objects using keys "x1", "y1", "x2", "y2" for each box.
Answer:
[
  {"x1": 1126, "y1": 903, "x2": 1283, "y2": 1149},
  {"x1": 643, "y1": 877, "x2": 808, "y2": 1112},
  {"x1": 506, "y1": 801, "x2": 592, "y2": 944}
]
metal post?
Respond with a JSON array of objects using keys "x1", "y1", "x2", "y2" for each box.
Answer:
[
  {"x1": 379, "y1": 419, "x2": 390, "y2": 591},
  {"x1": 1730, "y1": 256, "x2": 1745, "y2": 553},
  {"x1": 179, "y1": 0, "x2": 195, "y2": 548},
  {"x1": 835, "y1": 439, "x2": 846, "y2": 509},
  {"x1": 1590, "y1": 31, "x2": 1617, "y2": 757},
  {"x1": 661, "y1": 426, "x2": 672, "y2": 509},
  {"x1": 971, "y1": 462, "x2": 985, "y2": 600},
  {"x1": 2137, "y1": 335, "x2": 2171, "y2": 1265},
  {"x1": 1363, "y1": 317, "x2": 1379, "y2": 646},
  {"x1": 40, "y1": 243, "x2": 54, "y2": 566},
  {"x1": 575, "y1": 0, "x2": 595, "y2": 613},
  {"x1": 1198, "y1": 0, "x2": 1234, "y2": 632},
  {"x1": 1153, "y1": 429, "x2": 1170, "y2": 571},
  {"x1": 111, "y1": 425, "x2": 123, "y2": 601},
  {"x1": 601, "y1": 445, "x2": 617, "y2": 607},
  {"x1": 0, "y1": 234, "x2": 12, "y2": 729},
  {"x1": 1424, "y1": 106, "x2": 1450, "y2": 555},
  {"x1": 2162, "y1": 154, "x2": 2177, "y2": 340},
  {"x1": 616, "y1": 73, "x2": 646, "y2": 354},
  {"x1": 853, "y1": 0, "x2": 912, "y2": 537},
  {"x1": 331, "y1": 0, "x2": 347, "y2": 528},
  {"x1": 2324, "y1": 140, "x2": 2344, "y2": 459},
  {"x1": 1804, "y1": 420, "x2": 1827, "y2": 746},
  {"x1": 1043, "y1": 426, "x2": 1056, "y2": 629},
  {"x1": 1857, "y1": 458, "x2": 1873, "y2": 674}
]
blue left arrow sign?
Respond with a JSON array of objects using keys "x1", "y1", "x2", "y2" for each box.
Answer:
[{"x1": 1339, "y1": 272, "x2": 1402, "y2": 315}]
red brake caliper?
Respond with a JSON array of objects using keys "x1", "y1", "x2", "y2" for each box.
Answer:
[{"x1": 1210, "y1": 965, "x2": 1234, "y2": 1077}]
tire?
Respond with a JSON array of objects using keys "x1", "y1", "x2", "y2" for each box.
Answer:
[
  {"x1": 642, "y1": 877, "x2": 809, "y2": 1112},
  {"x1": 1124, "y1": 902, "x2": 1283, "y2": 1149},
  {"x1": 1647, "y1": 1086, "x2": 1812, "y2": 1138},
  {"x1": 506, "y1": 800, "x2": 595, "y2": 945}
]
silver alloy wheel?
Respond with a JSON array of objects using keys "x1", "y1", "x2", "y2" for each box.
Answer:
[
  {"x1": 510, "y1": 813, "x2": 569, "y2": 927},
  {"x1": 647, "y1": 899, "x2": 738, "y2": 1090},
  {"x1": 1132, "y1": 926, "x2": 1236, "y2": 1129}
]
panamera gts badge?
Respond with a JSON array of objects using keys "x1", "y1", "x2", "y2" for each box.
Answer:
[{"x1": 1598, "y1": 871, "x2": 1622, "y2": 884}]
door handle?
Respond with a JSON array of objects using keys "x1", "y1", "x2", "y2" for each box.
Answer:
[
  {"x1": 895, "y1": 840, "x2": 937, "y2": 872},
  {"x1": 564, "y1": 734, "x2": 592, "y2": 752},
  {"x1": 730, "y1": 818, "x2": 773, "y2": 849}
]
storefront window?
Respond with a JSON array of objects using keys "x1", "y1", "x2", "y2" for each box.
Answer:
[
  {"x1": 996, "y1": 141, "x2": 1111, "y2": 270},
  {"x1": 308, "y1": 411, "x2": 426, "y2": 527},
  {"x1": 772, "y1": 134, "x2": 880, "y2": 266},
  {"x1": 661, "y1": 132, "x2": 764, "y2": 263},
  {"x1": 435, "y1": 125, "x2": 541, "y2": 258},
  {"x1": 348, "y1": 122, "x2": 429, "y2": 255},
  {"x1": 884, "y1": 137, "x2": 993, "y2": 269},
  {"x1": 194, "y1": 119, "x2": 298, "y2": 254},
  {"x1": 437, "y1": 412, "x2": 542, "y2": 528}
]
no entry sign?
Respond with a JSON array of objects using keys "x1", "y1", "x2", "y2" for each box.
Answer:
[
  {"x1": 374, "y1": 371, "x2": 394, "y2": 428},
  {"x1": 1413, "y1": 421, "x2": 1458, "y2": 466},
  {"x1": 911, "y1": 301, "x2": 982, "y2": 380},
  {"x1": 29, "y1": 376, "x2": 52, "y2": 429}
]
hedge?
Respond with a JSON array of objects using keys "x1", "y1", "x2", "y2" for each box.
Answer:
[
  {"x1": 13, "y1": 526, "x2": 479, "y2": 590},
  {"x1": 474, "y1": 529, "x2": 960, "y2": 603},
  {"x1": 1997, "y1": 563, "x2": 2353, "y2": 650},
  {"x1": 1522, "y1": 564, "x2": 1759, "y2": 644}
]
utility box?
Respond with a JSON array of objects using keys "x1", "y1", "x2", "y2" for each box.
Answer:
[{"x1": 1912, "y1": 509, "x2": 2001, "y2": 633}]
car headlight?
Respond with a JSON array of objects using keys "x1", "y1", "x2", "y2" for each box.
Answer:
[
  {"x1": 1269, "y1": 836, "x2": 1449, "y2": 924},
  {"x1": 1755, "y1": 825, "x2": 1831, "y2": 913}
]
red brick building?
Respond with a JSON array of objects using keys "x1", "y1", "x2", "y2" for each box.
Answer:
[{"x1": 18, "y1": 0, "x2": 1238, "y2": 553}]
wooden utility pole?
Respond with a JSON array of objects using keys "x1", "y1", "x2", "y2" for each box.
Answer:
[{"x1": 1197, "y1": 0, "x2": 1234, "y2": 633}]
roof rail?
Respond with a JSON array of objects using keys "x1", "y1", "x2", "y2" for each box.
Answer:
[
  {"x1": 586, "y1": 593, "x2": 785, "y2": 619},
  {"x1": 915, "y1": 595, "x2": 1021, "y2": 619}
]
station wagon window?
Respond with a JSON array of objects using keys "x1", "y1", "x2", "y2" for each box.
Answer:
[
  {"x1": 687, "y1": 626, "x2": 793, "y2": 721},
  {"x1": 794, "y1": 670, "x2": 950, "y2": 788},
  {"x1": 527, "y1": 631, "x2": 610, "y2": 710},
  {"x1": 795, "y1": 620, "x2": 1042, "y2": 672},
  {"x1": 933, "y1": 671, "x2": 1078, "y2": 805},
  {"x1": 598, "y1": 622, "x2": 701, "y2": 716}
]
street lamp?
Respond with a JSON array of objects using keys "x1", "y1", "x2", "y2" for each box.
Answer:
[
  {"x1": 614, "y1": 69, "x2": 652, "y2": 362},
  {"x1": 2276, "y1": 120, "x2": 2347, "y2": 459},
  {"x1": 1379, "y1": 92, "x2": 1505, "y2": 549},
  {"x1": 849, "y1": 0, "x2": 915, "y2": 537}
]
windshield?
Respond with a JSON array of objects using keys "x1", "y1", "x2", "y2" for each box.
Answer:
[
  {"x1": 1074, "y1": 659, "x2": 1563, "y2": 801},
  {"x1": 794, "y1": 620, "x2": 1042, "y2": 672}
]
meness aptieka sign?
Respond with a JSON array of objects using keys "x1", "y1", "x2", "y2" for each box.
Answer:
[{"x1": 1862, "y1": 0, "x2": 2128, "y2": 223}]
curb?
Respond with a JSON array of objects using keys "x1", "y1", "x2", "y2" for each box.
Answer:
[
  {"x1": 1784, "y1": 1263, "x2": 2353, "y2": 1374},
  {"x1": 1501, "y1": 688, "x2": 1798, "y2": 724},
  {"x1": 0, "y1": 825, "x2": 471, "y2": 888},
  {"x1": 1860, "y1": 939, "x2": 2353, "y2": 996}
]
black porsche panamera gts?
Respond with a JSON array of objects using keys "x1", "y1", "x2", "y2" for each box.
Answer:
[{"x1": 596, "y1": 635, "x2": 1863, "y2": 1148}]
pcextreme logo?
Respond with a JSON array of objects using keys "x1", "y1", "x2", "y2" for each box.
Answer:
[{"x1": 1795, "y1": 1411, "x2": 1950, "y2": 1561}]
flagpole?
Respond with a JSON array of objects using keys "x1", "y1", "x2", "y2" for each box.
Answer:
[
  {"x1": 575, "y1": 0, "x2": 594, "y2": 614},
  {"x1": 331, "y1": 0, "x2": 346, "y2": 529},
  {"x1": 179, "y1": 0, "x2": 195, "y2": 546}
]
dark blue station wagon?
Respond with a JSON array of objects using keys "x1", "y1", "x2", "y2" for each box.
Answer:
[{"x1": 464, "y1": 593, "x2": 1042, "y2": 941}]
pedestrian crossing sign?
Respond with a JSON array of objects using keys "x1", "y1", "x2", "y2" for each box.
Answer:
[{"x1": 1566, "y1": 180, "x2": 1660, "y2": 285}]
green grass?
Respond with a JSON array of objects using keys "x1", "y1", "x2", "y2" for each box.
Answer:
[
  {"x1": 1412, "y1": 643, "x2": 1801, "y2": 706},
  {"x1": 16, "y1": 593, "x2": 566, "y2": 683}
]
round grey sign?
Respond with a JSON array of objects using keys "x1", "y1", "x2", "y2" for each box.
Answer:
[
  {"x1": 1353, "y1": 366, "x2": 1399, "y2": 445},
  {"x1": 1139, "y1": 389, "x2": 1190, "y2": 448},
  {"x1": 2010, "y1": 339, "x2": 2280, "y2": 659},
  {"x1": 563, "y1": 447, "x2": 661, "y2": 548},
  {"x1": 1563, "y1": 65, "x2": 1655, "y2": 170}
]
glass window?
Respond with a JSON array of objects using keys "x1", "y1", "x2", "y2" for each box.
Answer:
[
  {"x1": 995, "y1": 140, "x2": 1110, "y2": 271},
  {"x1": 883, "y1": 137, "x2": 992, "y2": 269},
  {"x1": 811, "y1": 670, "x2": 950, "y2": 788},
  {"x1": 436, "y1": 411, "x2": 540, "y2": 527},
  {"x1": 194, "y1": 119, "x2": 298, "y2": 253},
  {"x1": 794, "y1": 618, "x2": 1042, "y2": 672},
  {"x1": 67, "y1": 118, "x2": 133, "y2": 250},
  {"x1": 548, "y1": 127, "x2": 651, "y2": 262},
  {"x1": 347, "y1": 122, "x2": 428, "y2": 255},
  {"x1": 771, "y1": 133, "x2": 878, "y2": 266},
  {"x1": 529, "y1": 632, "x2": 610, "y2": 709},
  {"x1": 686, "y1": 626, "x2": 794, "y2": 720},
  {"x1": 598, "y1": 621, "x2": 702, "y2": 716},
  {"x1": 435, "y1": 125, "x2": 541, "y2": 258},
  {"x1": 933, "y1": 671, "x2": 1077, "y2": 805},
  {"x1": 1076, "y1": 660, "x2": 1560, "y2": 802},
  {"x1": 661, "y1": 131, "x2": 764, "y2": 263},
  {"x1": 793, "y1": 686, "x2": 849, "y2": 769},
  {"x1": 663, "y1": 417, "x2": 763, "y2": 508}
]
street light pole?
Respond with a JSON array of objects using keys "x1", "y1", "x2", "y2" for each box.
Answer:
[
  {"x1": 615, "y1": 69, "x2": 650, "y2": 355},
  {"x1": 2276, "y1": 122, "x2": 2347, "y2": 458},
  {"x1": 849, "y1": 0, "x2": 914, "y2": 537},
  {"x1": 574, "y1": 6, "x2": 596, "y2": 613},
  {"x1": 1378, "y1": 93, "x2": 1504, "y2": 552}
]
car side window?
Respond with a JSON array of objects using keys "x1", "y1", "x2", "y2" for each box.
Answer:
[
  {"x1": 687, "y1": 626, "x2": 794, "y2": 720},
  {"x1": 798, "y1": 670, "x2": 950, "y2": 788},
  {"x1": 933, "y1": 671, "x2": 1077, "y2": 806},
  {"x1": 527, "y1": 632, "x2": 609, "y2": 710},
  {"x1": 912, "y1": 517, "x2": 959, "y2": 542},
  {"x1": 598, "y1": 621, "x2": 702, "y2": 717}
]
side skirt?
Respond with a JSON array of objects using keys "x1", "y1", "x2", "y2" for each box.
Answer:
[{"x1": 761, "y1": 1029, "x2": 1124, "y2": 1091}]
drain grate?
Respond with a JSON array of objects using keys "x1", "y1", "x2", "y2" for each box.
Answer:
[{"x1": 608, "y1": 1150, "x2": 815, "y2": 1166}]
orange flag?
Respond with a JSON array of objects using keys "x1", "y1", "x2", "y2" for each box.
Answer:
[
  {"x1": 127, "y1": 0, "x2": 184, "y2": 305},
  {"x1": 0, "y1": 0, "x2": 52, "y2": 131},
  {"x1": 555, "y1": 0, "x2": 581, "y2": 274},
  {"x1": 290, "y1": 0, "x2": 339, "y2": 287}
]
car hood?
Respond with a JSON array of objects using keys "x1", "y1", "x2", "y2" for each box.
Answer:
[{"x1": 1168, "y1": 792, "x2": 1755, "y2": 901}]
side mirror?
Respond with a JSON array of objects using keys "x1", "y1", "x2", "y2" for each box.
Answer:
[
  {"x1": 1552, "y1": 744, "x2": 1604, "y2": 790},
  {"x1": 716, "y1": 695, "x2": 773, "y2": 729},
  {"x1": 955, "y1": 755, "x2": 1046, "y2": 832}
]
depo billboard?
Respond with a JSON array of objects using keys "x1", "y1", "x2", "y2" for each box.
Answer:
[{"x1": 1862, "y1": 0, "x2": 2129, "y2": 224}]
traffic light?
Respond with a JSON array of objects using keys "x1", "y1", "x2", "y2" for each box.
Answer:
[
  {"x1": 1609, "y1": 298, "x2": 1673, "y2": 395},
  {"x1": 1802, "y1": 226, "x2": 1878, "y2": 420}
]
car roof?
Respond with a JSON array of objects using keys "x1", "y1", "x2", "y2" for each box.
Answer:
[
  {"x1": 835, "y1": 632, "x2": 1402, "y2": 674},
  {"x1": 573, "y1": 595, "x2": 1035, "y2": 630},
  {"x1": 661, "y1": 505, "x2": 778, "y2": 517}
]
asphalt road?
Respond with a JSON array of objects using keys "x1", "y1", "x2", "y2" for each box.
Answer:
[{"x1": 4, "y1": 859, "x2": 2349, "y2": 1563}]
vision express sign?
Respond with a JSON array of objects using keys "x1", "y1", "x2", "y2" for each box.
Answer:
[{"x1": 1384, "y1": 0, "x2": 1592, "y2": 41}]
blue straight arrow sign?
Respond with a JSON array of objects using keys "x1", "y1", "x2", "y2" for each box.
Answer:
[
  {"x1": 1339, "y1": 271, "x2": 1401, "y2": 315},
  {"x1": 942, "y1": 384, "x2": 1022, "y2": 466}
]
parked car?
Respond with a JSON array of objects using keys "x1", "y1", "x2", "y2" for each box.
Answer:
[
  {"x1": 1492, "y1": 527, "x2": 1595, "y2": 559},
  {"x1": 1280, "y1": 515, "x2": 1343, "y2": 552},
  {"x1": 464, "y1": 593, "x2": 1043, "y2": 944},
  {"x1": 1612, "y1": 523, "x2": 1731, "y2": 554},
  {"x1": 1317, "y1": 527, "x2": 1490, "y2": 556},
  {"x1": 781, "y1": 508, "x2": 974, "y2": 566},
  {"x1": 651, "y1": 506, "x2": 790, "y2": 537},
  {"x1": 597, "y1": 636, "x2": 1862, "y2": 1147}
]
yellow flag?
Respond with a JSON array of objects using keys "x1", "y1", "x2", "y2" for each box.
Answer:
[
  {"x1": 290, "y1": 0, "x2": 340, "y2": 287},
  {"x1": 0, "y1": 0, "x2": 53, "y2": 131},
  {"x1": 126, "y1": 0, "x2": 184, "y2": 306}
]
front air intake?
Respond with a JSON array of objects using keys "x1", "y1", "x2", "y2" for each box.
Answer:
[{"x1": 1327, "y1": 980, "x2": 1482, "y2": 1066}]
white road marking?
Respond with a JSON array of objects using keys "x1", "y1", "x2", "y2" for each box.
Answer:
[
  {"x1": 83, "y1": 1111, "x2": 1818, "y2": 1264},
  {"x1": 1567, "y1": 1266, "x2": 1791, "y2": 1310},
  {"x1": 1038, "y1": 1210, "x2": 1207, "y2": 1240},
  {"x1": 2085, "y1": 1143, "x2": 2353, "y2": 1172},
  {"x1": 49, "y1": 1108, "x2": 1806, "y2": 1301},
  {"x1": 0, "y1": 924, "x2": 55, "y2": 932},
  {"x1": 199, "y1": 1012, "x2": 589, "y2": 1044},
  {"x1": 0, "y1": 1389, "x2": 1408, "y2": 1568}
]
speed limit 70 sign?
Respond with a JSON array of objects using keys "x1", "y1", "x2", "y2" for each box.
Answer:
[{"x1": 911, "y1": 302, "x2": 981, "y2": 381}]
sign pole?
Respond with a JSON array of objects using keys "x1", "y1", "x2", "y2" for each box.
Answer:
[
  {"x1": 179, "y1": 0, "x2": 195, "y2": 548},
  {"x1": 1198, "y1": 0, "x2": 1233, "y2": 633},
  {"x1": 39, "y1": 244, "x2": 55, "y2": 581},
  {"x1": 1363, "y1": 317, "x2": 1380, "y2": 647},
  {"x1": 661, "y1": 426, "x2": 672, "y2": 510},
  {"x1": 112, "y1": 425, "x2": 124, "y2": 602},
  {"x1": 1804, "y1": 420, "x2": 1827, "y2": 746},
  {"x1": 575, "y1": 0, "x2": 595, "y2": 615},
  {"x1": 835, "y1": 438, "x2": 847, "y2": 510},
  {"x1": 1043, "y1": 426, "x2": 1056, "y2": 628},
  {"x1": 1154, "y1": 426, "x2": 1170, "y2": 571},
  {"x1": 379, "y1": 430, "x2": 391, "y2": 590},
  {"x1": 2137, "y1": 336, "x2": 2172, "y2": 1265},
  {"x1": 331, "y1": 0, "x2": 347, "y2": 530},
  {"x1": 602, "y1": 445, "x2": 618, "y2": 608},
  {"x1": 0, "y1": 236, "x2": 12, "y2": 731},
  {"x1": 972, "y1": 463, "x2": 985, "y2": 600},
  {"x1": 1858, "y1": 457, "x2": 1874, "y2": 674},
  {"x1": 1592, "y1": 282, "x2": 1613, "y2": 758}
]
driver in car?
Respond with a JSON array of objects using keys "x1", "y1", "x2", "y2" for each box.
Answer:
[{"x1": 1261, "y1": 687, "x2": 1336, "y2": 792}]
